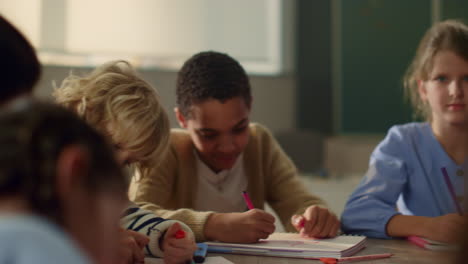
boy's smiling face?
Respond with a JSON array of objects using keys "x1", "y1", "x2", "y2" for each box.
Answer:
[{"x1": 176, "y1": 96, "x2": 251, "y2": 173}]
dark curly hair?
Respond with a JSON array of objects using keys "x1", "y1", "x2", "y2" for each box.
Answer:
[
  {"x1": 0, "y1": 15, "x2": 41, "y2": 105},
  {"x1": 0, "y1": 101, "x2": 126, "y2": 224},
  {"x1": 176, "y1": 51, "x2": 252, "y2": 117}
]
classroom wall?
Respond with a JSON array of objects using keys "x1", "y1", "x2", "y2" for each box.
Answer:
[
  {"x1": 293, "y1": 0, "x2": 468, "y2": 174},
  {"x1": 35, "y1": 66, "x2": 297, "y2": 134},
  {"x1": 31, "y1": 1, "x2": 468, "y2": 174},
  {"x1": 296, "y1": 0, "x2": 332, "y2": 134},
  {"x1": 296, "y1": 0, "x2": 468, "y2": 135},
  {"x1": 337, "y1": 0, "x2": 429, "y2": 134}
]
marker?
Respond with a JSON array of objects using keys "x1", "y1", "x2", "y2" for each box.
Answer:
[
  {"x1": 408, "y1": 235, "x2": 458, "y2": 251},
  {"x1": 441, "y1": 167, "x2": 463, "y2": 215},
  {"x1": 193, "y1": 243, "x2": 208, "y2": 263},
  {"x1": 175, "y1": 229, "x2": 186, "y2": 239},
  {"x1": 408, "y1": 235, "x2": 427, "y2": 249},
  {"x1": 242, "y1": 191, "x2": 255, "y2": 210},
  {"x1": 298, "y1": 217, "x2": 305, "y2": 228}
]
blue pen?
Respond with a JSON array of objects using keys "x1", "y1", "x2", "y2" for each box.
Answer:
[{"x1": 193, "y1": 243, "x2": 208, "y2": 263}]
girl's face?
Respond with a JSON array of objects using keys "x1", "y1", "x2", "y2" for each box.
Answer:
[
  {"x1": 419, "y1": 50, "x2": 468, "y2": 128},
  {"x1": 176, "y1": 97, "x2": 251, "y2": 173}
]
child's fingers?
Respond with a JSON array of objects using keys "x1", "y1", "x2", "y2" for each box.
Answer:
[
  {"x1": 317, "y1": 213, "x2": 335, "y2": 238},
  {"x1": 120, "y1": 234, "x2": 145, "y2": 263},
  {"x1": 314, "y1": 211, "x2": 331, "y2": 237},
  {"x1": 117, "y1": 247, "x2": 132, "y2": 264},
  {"x1": 302, "y1": 207, "x2": 320, "y2": 236},
  {"x1": 164, "y1": 240, "x2": 196, "y2": 264},
  {"x1": 164, "y1": 254, "x2": 192, "y2": 264},
  {"x1": 125, "y1": 229, "x2": 149, "y2": 248},
  {"x1": 258, "y1": 230, "x2": 272, "y2": 239},
  {"x1": 165, "y1": 244, "x2": 194, "y2": 257},
  {"x1": 164, "y1": 254, "x2": 193, "y2": 264},
  {"x1": 164, "y1": 222, "x2": 182, "y2": 239},
  {"x1": 167, "y1": 236, "x2": 197, "y2": 250},
  {"x1": 312, "y1": 209, "x2": 330, "y2": 236},
  {"x1": 249, "y1": 209, "x2": 275, "y2": 223},
  {"x1": 291, "y1": 214, "x2": 305, "y2": 232},
  {"x1": 328, "y1": 220, "x2": 340, "y2": 237},
  {"x1": 260, "y1": 211, "x2": 276, "y2": 223},
  {"x1": 262, "y1": 223, "x2": 276, "y2": 235},
  {"x1": 302, "y1": 208, "x2": 339, "y2": 238}
]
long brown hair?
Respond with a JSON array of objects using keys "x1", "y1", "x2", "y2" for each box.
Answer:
[{"x1": 404, "y1": 20, "x2": 468, "y2": 120}]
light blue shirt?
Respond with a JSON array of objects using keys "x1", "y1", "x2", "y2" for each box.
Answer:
[
  {"x1": 0, "y1": 214, "x2": 90, "y2": 264},
  {"x1": 341, "y1": 122, "x2": 465, "y2": 239}
]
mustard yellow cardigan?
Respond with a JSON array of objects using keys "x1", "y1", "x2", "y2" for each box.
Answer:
[{"x1": 133, "y1": 123, "x2": 327, "y2": 241}]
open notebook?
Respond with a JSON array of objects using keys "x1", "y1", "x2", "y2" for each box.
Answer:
[
  {"x1": 145, "y1": 257, "x2": 233, "y2": 264},
  {"x1": 206, "y1": 233, "x2": 366, "y2": 259}
]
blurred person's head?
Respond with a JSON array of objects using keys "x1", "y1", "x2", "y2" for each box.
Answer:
[
  {"x1": 53, "y1": 61, "x2": 170, "y2": 178},
  {"x1": 0, "y1": 101, "x2": 127, "y2": 263},
  {"x1": 0, "y1": 15, "x2": 40, "y2": 106},
  {"x1": 175, "y1": 51, "x2": 252, "y2": 172}
]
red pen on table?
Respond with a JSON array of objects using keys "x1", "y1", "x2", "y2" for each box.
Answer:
[
  {"x1": 319, "y1": 253, "x2": 393, "y2": 263},
  {"x1": 242, "y1": 191, "x2": 255, "y2": 210}
]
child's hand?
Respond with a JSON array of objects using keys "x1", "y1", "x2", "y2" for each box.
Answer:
[
  {"x1": 424, "y1": 214, "x2": 465, "y2": 243},
  {"x1": 205, "y1": 209, "x2": 276, "y2": 243},
  {"x1": 162, "y1": 222, "x2": 197, "y2": 264},
  {"x1": 291, "y1": 205, "x2": 340, "y2": 238},
  {"x1": 117, "y1": 228, "x2": 149, "y2": 264}
]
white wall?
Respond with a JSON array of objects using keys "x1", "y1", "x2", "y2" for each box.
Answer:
[
  {"x1": 2, "y1": 0, "x2": 297, "y2": 132},
  {"x1": 0, "y1": 0, "x2": 41, "y2": 46},
  {"x1": 2, "y1": 0, "x2": 292, "y2": 75}
]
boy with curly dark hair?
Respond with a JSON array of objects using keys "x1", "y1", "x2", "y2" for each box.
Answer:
[{"x1": 134, "y1": 51, "x2": 339, "y2": 242}]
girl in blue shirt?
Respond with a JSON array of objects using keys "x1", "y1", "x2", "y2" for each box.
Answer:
[
  {"x1": 0, "y1": 102, "x2": 128, "y2": 264},
  {"x1": 341, "y1": 20, "x2": 468, "y2": 243}
]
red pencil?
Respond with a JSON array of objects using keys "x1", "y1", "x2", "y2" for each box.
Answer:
[
  {"x1": 319, "y1": 253, "x2": 393, "y2": 263},
  {"x1": 242, "y1": 191, "x2": 255, "y2": 210}
]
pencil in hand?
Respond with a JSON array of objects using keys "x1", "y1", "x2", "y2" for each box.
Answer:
[{"x1": 242, "y1": 191, "x2": 255, "y2": 210}]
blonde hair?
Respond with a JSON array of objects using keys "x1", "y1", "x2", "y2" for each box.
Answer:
[
  {"x1": 53, "y1": 61, "x2": 170, "y2": 179},
  {"x1": 404, "y1": 19, "x2": 468, "y2": 120}
]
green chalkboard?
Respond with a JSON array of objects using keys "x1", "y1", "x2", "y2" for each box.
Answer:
[
  {"x1": 339, "y1": 0, "x2": 431, "y2": 133},
  {"x1": 442, "y1": 0, "x2": 468, "y2": 22}
]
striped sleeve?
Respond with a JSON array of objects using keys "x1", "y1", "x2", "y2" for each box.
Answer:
[{"x1": 120, "y1": 202, "x2": 193, "y2": 257}]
